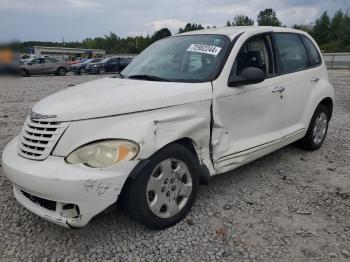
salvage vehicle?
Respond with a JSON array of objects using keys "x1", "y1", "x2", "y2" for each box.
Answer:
[
  {"x1": 20, "y1": 57, "x2": 70, "y2": 76},
  {"x1": 86, "y1": 57, "x2": 132, "y2": 74},
  {"x1": 2, "y1": 26, "x2": 334, "y2": 229}
]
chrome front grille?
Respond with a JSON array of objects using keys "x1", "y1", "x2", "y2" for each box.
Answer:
[{"x1": 18, "y1": 117, "x2": 69, "y2": 160}]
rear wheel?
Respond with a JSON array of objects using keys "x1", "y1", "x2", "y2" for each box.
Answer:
[
  {"x1": 57, "y1": 67, "x2": 66, "y2": 76},
  {"x1": 122, "y1": 143, "x2": 199, "y2": 229},
  {"x1": 20, "y1": 68, "x2": 29, "y2": 77},
  {"x1": 297, "y1": 104, "x2": 329, "y2": 150}
]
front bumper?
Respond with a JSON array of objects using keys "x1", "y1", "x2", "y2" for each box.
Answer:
[
  {"x1": 71, "y1": 67, "x2": 84, "y2": 74},
  {"x1": 86, "y1": 66, "x2": 101, "y2": 74},
  {"x1": 2, "y1": 137, "x2": 139, "y2": 228}
]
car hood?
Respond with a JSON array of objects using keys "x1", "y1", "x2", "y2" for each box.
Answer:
[
  {"x1": 32, "y1": 77, "x2": 213, "y2": 121},
  {"x1": 86, "y1": 62, "x2": 99, "y2": 67},
  {"x1": 71, "y1": 63, "x2": 86, "y2": 68}
]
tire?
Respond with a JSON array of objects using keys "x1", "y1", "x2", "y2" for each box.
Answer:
[
  {"x1": 20, "y1": 68, "x2": 29, "y2": 77},
  {"x1": 122, "y1": 143, "x2": 199, "y2": 229},
  {"x1": 57, "y1": 67, "x2": 66, "y2": 76},
  {"x1": 297, "y1": 104, "x2": 329, "y2": 151}
]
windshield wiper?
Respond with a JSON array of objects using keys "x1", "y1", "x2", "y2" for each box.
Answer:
[{"x1": 127, "y1": 74, "x2": 170, "y2": 82}]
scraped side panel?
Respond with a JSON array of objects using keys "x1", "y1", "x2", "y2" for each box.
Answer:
[{"x1": 53, "y1": 101, "x2": 215, "y2": 174}]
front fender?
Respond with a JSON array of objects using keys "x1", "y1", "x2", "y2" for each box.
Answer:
[{"x1": 53, "y1": 101, "x2": 212, "y2": 165}]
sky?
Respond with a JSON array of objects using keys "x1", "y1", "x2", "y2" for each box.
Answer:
[{"x1": 0, "y1": 0, "x2": 349, "y2": 42}]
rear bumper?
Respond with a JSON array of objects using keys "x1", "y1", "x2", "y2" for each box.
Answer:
[{"x1": 2, "y1": 137, "x2": 139, "y2": 227}]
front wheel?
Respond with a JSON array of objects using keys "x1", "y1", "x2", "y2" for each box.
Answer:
[
  {"x1": 297, "y1": 104, "x2": 329, "y2": 150},
  {"x1": 56, "y1": 67, "x2": 66, "y2": 76},
  {"x1": 122, "y1": 144, "x2": 199, "y2": 229},
  {"x1": 20, "y1": 68, "x2": 29, "y2": 77}
]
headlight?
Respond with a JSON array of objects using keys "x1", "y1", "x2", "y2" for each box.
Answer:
[{"x1": 65, "y1": 140, "x2": 139, "y2": 168}]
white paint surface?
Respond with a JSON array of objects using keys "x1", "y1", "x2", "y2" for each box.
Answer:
[{"x1": 2, "y1": 26, "x2": 335, "y2": 227}]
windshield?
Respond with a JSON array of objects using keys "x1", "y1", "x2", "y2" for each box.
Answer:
[
  {"x1": 122, "y1": 35, "x2": 231, "y2": 82},
  {"x1": 81, "y1": 59, "x2": 93, "y2": 64},
  {"x1": 101, "y1": 57, "x2": 111, "y2": 63}
]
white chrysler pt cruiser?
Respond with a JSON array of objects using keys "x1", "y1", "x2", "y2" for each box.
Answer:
[{"x1": 2, "y1": 26, "x2": 335, "y2": 229}]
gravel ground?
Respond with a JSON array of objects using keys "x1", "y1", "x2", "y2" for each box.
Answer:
[{"x1": 0, "y1": 71, "x2": 349, "y2": 262}]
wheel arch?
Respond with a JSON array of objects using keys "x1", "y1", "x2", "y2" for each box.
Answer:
[
  {"x1": 57, "y1": 67, "x2": 67, "y2": 73},
  {"x1": 319, "y1": 97, "x2": 333, "y2": 120},
  {"x1": 20, "y1": 68, "x2": 29, "y2": 76},
  {"x1": 126, "y1": 137, "x2": 210, "y2": 184}
]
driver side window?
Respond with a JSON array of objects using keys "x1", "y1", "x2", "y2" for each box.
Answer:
[
  {"x1": 32, "y1": 59, "x2": 43, "y2": 64},
  {"x1": 235, "y1": 35, "x2": 273, "y2": 76}
]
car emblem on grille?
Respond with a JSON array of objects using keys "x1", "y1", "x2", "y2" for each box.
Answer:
[{"x1": 30, "y1": 110, "x2": 57, "y2": 120}]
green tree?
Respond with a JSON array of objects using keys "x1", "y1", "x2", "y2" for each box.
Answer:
[
  {"x1": 226, "y1": 20, "x2": 232, "y2": 27},
  {"x1": 327, "y1": 10, "x2": 344, "y2": 42},
  {"x1": 312, "y1": 11, "x2": 330, "y2": 45},
  {"x1": 257, "y1": 8, "x2": 282, "y2": 26},
  {"x1": 339, "y1": 14, "x2": 350, "y2": 47},
  {"x1": 104, "y1": 32, "x2": 120, "y2": 53},
  {"x1": 232, "y1": 15, "x2": 254, "y2": 26},
  {"x1": 151, "y1": 28, "x2": 172, "y2": 41},
  {"x1": 293, "y1": 24, "x2": 313, "y2": 34},
  {"x1": 178, "y1": 23, "x2": 204, "y2": 33}
]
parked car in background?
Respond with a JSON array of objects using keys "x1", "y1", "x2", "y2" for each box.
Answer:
[
  {"x1": 68, "y1": 58, "x2": 89, "y2": 66},
  {"x1": 71, "y1": 58, "x2": 102, "y2": 75},
  {"x1": 21, "y1": 54, "x2": 38, "y2": 64},
  {"x1": 20, "y1": 57, "x2": 70, "y2": 76},
  {"x1": 86, "y1": 57, "x2": 132, "y2": 74}
]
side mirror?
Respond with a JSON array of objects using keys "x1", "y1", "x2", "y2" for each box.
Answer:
[{"x1": 228, "y1": 67, "x2": 266, "y2": 87}]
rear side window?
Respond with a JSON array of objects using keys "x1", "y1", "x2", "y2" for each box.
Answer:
[
  {"x1": 45, "y1": 58, "x2": 58, "y2": 63},
  {"x1": 301, "y1": 35, "x2": 322, "y2": 66},
  {"x1": 274, "y1": 33, "x2": 309, "y2": 73}
]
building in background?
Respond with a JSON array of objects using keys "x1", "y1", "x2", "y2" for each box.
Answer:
[{"x1": 33, "y1": 46, "x2": 105, "y2": 60}]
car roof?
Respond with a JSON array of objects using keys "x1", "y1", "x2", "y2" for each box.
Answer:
[{"x1": 175, "y1": 26, "x2": 308, "y2": 40}]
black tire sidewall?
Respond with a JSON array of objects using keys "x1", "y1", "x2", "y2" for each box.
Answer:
[
  {"x1": 20, "y1": 69, "x2": 28, "y2": 77},
  {"x1": 302, "y1": 104, "x2": 329, "y2": 150},
  {"x1": 57, "y1": 68, "x2": 66, "y2": 76},
  {"x1": 127, "y1": 144, "x2": 199, "y2": 229}
]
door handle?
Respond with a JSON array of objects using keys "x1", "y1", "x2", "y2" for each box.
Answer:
[
  {"x1": 310, "y1": 77, "x2": 319, "y2": 83},
  {"x1": 272, "y1": 86, "x2": 285, "y2": 93}
]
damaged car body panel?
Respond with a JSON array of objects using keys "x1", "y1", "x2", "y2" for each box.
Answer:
[
  {"x1": 2, "y1": 27, "x2": 335, "y2": 228},
  {"x1": 53, "y1": 100, "x2": 213, "y2": 171},
  {"x1": 3, "y1": 137, "x2": 139, "y2": 227},
  {"x1": 31, "y1": 77, "x2": 213, "y2": 122},
  {"x1": 210, "y1": 27, "x2": 335, "y2": 173}
]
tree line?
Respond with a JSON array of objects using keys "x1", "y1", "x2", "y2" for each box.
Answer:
[{"x1": 5, "y1": 8, "x2": 350, "y2": 54}]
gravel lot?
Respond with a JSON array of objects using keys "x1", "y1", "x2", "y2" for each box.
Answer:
[{"x1": 0, "y1": 71, "x2": 349, "y2": 262}]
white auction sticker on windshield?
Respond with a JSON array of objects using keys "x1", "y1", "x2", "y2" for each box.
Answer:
[{"x1": 186, "y1": 44, "x2": 222, "y2": 56}]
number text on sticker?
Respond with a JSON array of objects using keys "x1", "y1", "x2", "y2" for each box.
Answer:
[{"x1": 186, "y1": 44, "x2": 222, "y2": 56}]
